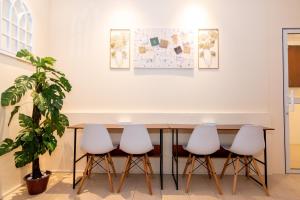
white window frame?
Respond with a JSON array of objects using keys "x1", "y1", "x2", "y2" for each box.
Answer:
[{"x1": 0, "y1": 0, "x2": 32, "y2": 57}]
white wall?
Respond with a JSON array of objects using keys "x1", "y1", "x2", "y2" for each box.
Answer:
[
  {"x1": 43, "y1": 0, "x2": 300, "y2": 176},
  {"x1": 49, "y1": 0, "x2": 270, "y2": 113},
  {"x1": 0, "y1": 0, "x2": 50, "y2": 197},
  {"x1": 0, "y1": 55, "x2": 32, "y2": 198}
]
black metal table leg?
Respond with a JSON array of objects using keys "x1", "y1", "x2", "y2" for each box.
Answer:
[
  {"x1": 160, "y1": 128, "x2": 164, "y2": 190},
  {"x1": 171, "y1": 128, "x2": 179, "y2": 190},
  {"x1": 176, "y1": 128, "x2": 179, "y2": 190},
  {"x1": 172, "y1": 129, "x2": 174, "y2": 175},
  {"x1": 171, "y1": 129, "x2": 177, "y2": 188},
  {"x1": 176, "y1": 129, "x2": 179, "y2": 190},
  {"x1": 72, "y1": 128, "x2": 77, "y2": 189},
  {"x1": 264, "y1": 130, "x2": 268, "y2": 187}
]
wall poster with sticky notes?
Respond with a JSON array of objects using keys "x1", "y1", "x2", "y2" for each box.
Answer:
[{"x1": 134, "y1": 29, "x2": 194, "y2": 69}]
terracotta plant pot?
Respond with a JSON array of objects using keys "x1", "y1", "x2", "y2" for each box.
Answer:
[{"x1": 24, "y1": 171, "x2": 51, "y2": 195}]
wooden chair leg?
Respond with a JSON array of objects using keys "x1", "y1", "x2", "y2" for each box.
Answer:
[
  {"x1": 244, "y1": 156, "x2": 249, "y2": 178},
  {"x1": 183, "y1": 153, "x2": 192, "y2": 176},
  {"x1": 232, "y1": 156, "x2": 240, "y2": 194},
  {"x1": 125, "y1": 155, "x2": 132, "y2": 178},
  {"x1": 205, "y1": 156, "x2": 212, "y2": 179},
  {"x1": 87, "y1": 155, "x2": 93, "y2": 178},
  {"x1": 143, "y1": 155, "x2": 153, "y2": 195},
  {"x1": 221, "y1": 153, "x2": 232, "y2": 179},
  {"x1": 145, "y1": 154, "x2": 154, "y2": 175},
  {"x1": 207, "y1": 156, "x2": 223, "y2": 195},
  {"x1": 104, "y1": 155, "x2": 114, "y2": 193},
  {"x1": 77, "y1": 156, "x2": 93, "y2": 194},
  {"x1": 252, "y1": 158, "x2": 270, "y2": 196},
  {"x1": 185, "y1": 155, "x2": 196, "y2": 193},
  {"x1": 117, "y1": 155, "x2": 131, "y2": 193},
  {"x1": 108, "y1": 153, "x2": 117, "y2": 177}
]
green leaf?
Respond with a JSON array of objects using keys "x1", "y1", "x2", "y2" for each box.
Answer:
[
  {"x1": 0, "y1": 138, "x2": 16, "y2": 156},
  {"x1": 16, "y1": 49, "x2": 37, "y2": 66},
  {"x1": 1, "y1": 75, "x2": 34, "y2": 106},
  {"x1": 8, "y1": 106, "x2": 20, "y2": 126},
  {"x1": 59, "y1": 76, "x2": 72, "y2": 92},
  {"x1": 43, "y1": 134, "x2": 57, "y2": 154},
  {"x1": 16, "y1": 49, "x2": 33, "y2": 59},
  {"x1": 14, "y1": 151, "x2": 32, "y2": 168},
  {"x1": 32, "y1": 92, "x2": 47, "y2": 112},
  {"x1": 20, "y1": 131, "x2": 34, "y2": 142},
  {"x1": 42, "y1": 85, "x2": 64, "y2": 112},
  {"x1": 42, "y1": 57, "x2": 56, "y2": 66},
  {"x1": 56, "y1": 114, "x2": 69, "y2": 137},
  {"x1": 19, "y1": 114, "x2": 33, "y2": 128}
]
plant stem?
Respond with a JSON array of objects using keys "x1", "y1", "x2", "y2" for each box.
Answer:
[
  {"x1": 32, "y1": 158, "x2": 42, "y2": 179},
  {"x1": 31, "y1": 84, "x2": 42, "y2": 179}
]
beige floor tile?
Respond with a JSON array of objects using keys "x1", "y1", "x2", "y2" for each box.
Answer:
[
  {"x1": 3, "y1": 173, "x2": 300, "y2": 200},
  {"x1": 132, "y1": 174, "x2": 161, "y2": 199},
  {"x1": 161, "y1": 175, "x2": 189, "y2": 200}
]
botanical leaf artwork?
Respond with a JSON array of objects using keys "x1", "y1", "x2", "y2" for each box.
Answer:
[
  {"x1": 198, "y1": 29, "x2": 219, "y2": 69},
  {"x1": 134, "y1": 29, "x2": 194, "y2": 68},
  {"x1": 110, "y1": 30, "x2": 130, "y2": 69}
]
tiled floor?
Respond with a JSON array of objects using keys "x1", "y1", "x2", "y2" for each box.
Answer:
[{"x1": 3, "y1": 173, "x2": 300, "y2": 200}]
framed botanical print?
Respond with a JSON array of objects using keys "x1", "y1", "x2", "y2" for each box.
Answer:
[
  {"x1": 198, "y1": 29, "x2": 219, "y2": 69},
  {"x1": 110, "y1": 29, "x2": 130, "y2": 69}
]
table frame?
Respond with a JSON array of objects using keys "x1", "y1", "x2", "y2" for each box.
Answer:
[
  {"x1": 170, "y1": 125, "x2": 273, "y2": 190},
  {"x1": 68, "y1": 124, "x2": 273, "y2": 191}
]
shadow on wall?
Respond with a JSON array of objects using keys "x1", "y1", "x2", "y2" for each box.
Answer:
[
  {"x1": 134, "y1": 68, "x2": 195, "y2": 77},
  {"x1": 0, "y1": 107, "x2": 6, "y2": 140}
]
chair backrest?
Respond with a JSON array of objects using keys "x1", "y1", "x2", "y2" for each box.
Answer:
[
  {"x1": 119, "y1": 124, "x2": 153, "y2": 154},
  {"x1": 81, "y1": 124, "x2": 114, "y2": 154},
  {"x1": 230, "y1": 125, "x2": 265, "y2": 156},
  {"x1": 186, "y1": 124, "x2": 220, "y2": 155}
]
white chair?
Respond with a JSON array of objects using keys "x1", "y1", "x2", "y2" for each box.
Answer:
[
  {"x1": 183, "y1": 124, "x2": 223, "y2": 194},
  {"x1": 117, "y1": 124, "x2": 154, "y2": 195},
  {"x1": 77, "y1": 124, "x2": 116, "y2": 194},
  {"x1": 220, "y1": 125, "x2": 269, "y2": 195}
]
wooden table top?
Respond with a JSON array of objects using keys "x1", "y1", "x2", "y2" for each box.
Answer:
[
  {"x1": 168, "y1": 124, "x2": 274, "y2": 131},
  {"x1": 68, "y1": 123, "x2": 170, "y2": 130},
  {"x1": 68, "y1": 123, "x2": 274, "y2": 132}
]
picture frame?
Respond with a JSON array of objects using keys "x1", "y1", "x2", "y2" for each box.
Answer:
[
  {"x1": 198, "y1": 29, "x2": 219, "y2": 69},
  {"x1": 110, "y1": 29, "x2": 130, "y2": 69}
]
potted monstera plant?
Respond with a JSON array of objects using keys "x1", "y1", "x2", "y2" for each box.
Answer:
[{"x1": 0, "y1": 49, "x2": 71, "y2": 195}]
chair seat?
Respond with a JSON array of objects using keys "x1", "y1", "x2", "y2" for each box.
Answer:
[
  {"x1": 183, "y1": 144, "x2": 218, "y2": 155},
  {"x1": 221, "y1": 144, "x2": 263, "y2": 156},
  {"x1": 87, "y1": 145, "x2": 117, "y2": 155},
  {"x1": 175, "y1": 145, "x2": 232, "y2": 157},
  {"x1": 120, "y1": 145, "x2": 154, "y2": 155}
]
